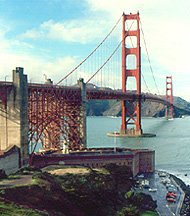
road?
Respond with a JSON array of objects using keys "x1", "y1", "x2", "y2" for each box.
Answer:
[{"x1": 136, "y1": 171, "x2": 185, "y2": 216}]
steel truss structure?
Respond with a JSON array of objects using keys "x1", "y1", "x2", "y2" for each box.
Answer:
[{"x1": 28, "y1": 84, "x2": 83, "y2": 155}]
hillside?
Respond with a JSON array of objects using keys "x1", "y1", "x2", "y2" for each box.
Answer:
[
  {"x1": 86, "y1": 96, "x2": 190, "y2": 117},
  {"x1": 0, "y1": 165, "x2": 158, "y2": 216}
]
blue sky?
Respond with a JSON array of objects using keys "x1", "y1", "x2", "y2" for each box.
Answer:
[{"x1": 0, "y1": 0, "x2": 190, "y2": 101}]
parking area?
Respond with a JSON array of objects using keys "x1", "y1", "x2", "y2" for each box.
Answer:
[{"x1": 135, "y1": 171, "x2": 185, "y2": 216}]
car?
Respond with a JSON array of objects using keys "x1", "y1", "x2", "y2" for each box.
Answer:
[
  {"x1": 166, "y1": 195, "x2": 176, "y2": 199},
  {"x1": 158, "y1": 172, "x2": 167, "y2": 177},
  {"x1": 166, "y1": 183, "x2": 171, "y2": 188},
  {"x1": 162, "y1": 179, "x2": 171, "y2": 185},
  {"x1": 149, "y1": 188, "x2": 157, "y2": 192},
  {"x1": 168, "y1": 187, "x2": 177, "y2": 193},
  {"x1": 167, "y1": 192, "x2": 177, "y2": 197},
  {"x1": 143, "y1": 184, "x2": 150, "y2": 189},
  {"x1": 138, "y1": 174, "x2": 144, "y2": 178},
  {"x1": 167, "y1": 198, "x2": 176, "y2": 202}
]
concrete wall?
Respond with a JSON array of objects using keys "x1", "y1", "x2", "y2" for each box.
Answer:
[
  {"x1": 132, "y1": 152, "x2": 140, "y2": 177},
  {"x1": 0, "y1": 145, "x2": 20, "y2": 175},
  {"x1": 78, "y1": 78, "x2": 87, "y2": 149},
  {"x1": 139, "y1": 150, "x2": 155, "y2": 173},
  {"x1": 0, "y1": 67, "x2": 29, "y2": 167}
]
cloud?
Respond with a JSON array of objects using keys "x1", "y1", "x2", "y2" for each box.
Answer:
[
  {"x1": 0, "y1": 28, "x2": 78, "y2": 83},
  {"x1": 21, "y1": 18, "x2": 111, "y2": 44},
  {"x1": 0, "y1": 50, "x2": 78, "y2": 84},
  {"x1": 1, "y1": 0, "x2": 190, "y2": 101}
]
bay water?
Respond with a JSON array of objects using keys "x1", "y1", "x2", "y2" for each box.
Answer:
[{"x1": 87, "y1": 116, "x2": 190, "y2": 185}]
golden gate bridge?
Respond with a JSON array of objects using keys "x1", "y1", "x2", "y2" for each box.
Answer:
[{"x1": 0, "y1": 12, "x2": 173, "y2": 165}]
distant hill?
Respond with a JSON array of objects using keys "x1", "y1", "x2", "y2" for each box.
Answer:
[{"x1": 86, "y1": 95, "x2": 190, "y2": 117}]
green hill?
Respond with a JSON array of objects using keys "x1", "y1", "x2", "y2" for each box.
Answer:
[{"x1": 86, "y1": 96, "x2": 190, "y2": 117}]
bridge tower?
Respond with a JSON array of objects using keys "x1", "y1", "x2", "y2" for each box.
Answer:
[
  {"x1": 165, "y1": 76, "x2": 173, "y2": 117},
  {"x1": 120, "y1": 12, "x2": 142, "y2": 136}
]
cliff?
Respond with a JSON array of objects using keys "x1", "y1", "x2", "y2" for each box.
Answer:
[{"x1": 86, "y1": 96, "x2": 190, "y2": 117}]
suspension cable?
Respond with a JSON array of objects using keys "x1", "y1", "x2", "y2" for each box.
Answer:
[
  {"x1": 140, "y1": 19, "x2": 161, "y2": 96},
  {"x1": 55, "y1": 14, "x2": 123, "y2": 86},
  {"x1": 86, "y1": 18, "x2": 137, "y2": 84},
  {"x1": 86, "y1": 41, "x2": 122, "y2": 83}
]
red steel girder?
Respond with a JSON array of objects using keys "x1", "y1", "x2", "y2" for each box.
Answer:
[{"x1": 28, "y1": 85, "x2": 83, "y2": 155}]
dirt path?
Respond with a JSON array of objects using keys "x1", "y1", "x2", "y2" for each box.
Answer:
[{"x1": 0, "y1": 175, "x2": 33, "y2": 188}]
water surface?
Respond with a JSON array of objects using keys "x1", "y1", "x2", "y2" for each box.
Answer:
[{"x1": 87, "y1": 116, "x2": 190, "y2": 184}]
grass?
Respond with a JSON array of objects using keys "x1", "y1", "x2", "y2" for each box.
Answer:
[
  {"x1": 0, "y1": 175, "x2": 20, "y2": 183},
  {"x1": 0, "y1": 201, "x2": 43, "y2": 216},
  {"x1": 141, "y1": 210, "x2": 159, "y2": 216}
]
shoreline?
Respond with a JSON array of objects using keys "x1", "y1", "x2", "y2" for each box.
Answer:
[{"x1": 170, "y1": 174, "x2": 190, "y2": 215}]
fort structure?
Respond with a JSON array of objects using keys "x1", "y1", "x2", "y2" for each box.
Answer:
[{"x1": 32, "y1": 148, "x2": 155, "y2": 177}]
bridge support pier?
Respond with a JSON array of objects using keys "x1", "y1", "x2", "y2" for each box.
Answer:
[
  {"x1": 78, "y1": 78, "x2": 87, "y2": 149},
  {"x1": 120, "y1": 128, "x2": 142, "y2": 136},
  {"x1": 0, "y1": 67, "x2": 29, "y2": 166}
]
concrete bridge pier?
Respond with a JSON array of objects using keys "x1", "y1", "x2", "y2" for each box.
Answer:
[
  {"x1": 0, "y1": 67, "x2": 29, "y2": 167},
  {"x1": 78, "y1": 78, "x2": 87, "y2": 149}
]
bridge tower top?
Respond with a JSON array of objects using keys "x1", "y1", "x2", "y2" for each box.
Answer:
[{"x1": 166, "y1": 76, "x2": 173, "y2": 117}]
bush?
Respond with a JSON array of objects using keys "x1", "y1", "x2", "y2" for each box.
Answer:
[
  {"x1": 15, "y1": 165, "x2": 42, "y2": 175},
  {"x1": 0, "y1": 169, "x2": 7, "y2": 179},
  {"x1": 127, "y1": 192, "x2": 157, "y2": 211},
  {"x1": 117, "y1": 204, "x2": 139, "y2": 216}
]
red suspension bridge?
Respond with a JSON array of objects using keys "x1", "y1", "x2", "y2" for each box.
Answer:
[{"x1": 0, "y1": 12, "x2": 173, "y2": 165}]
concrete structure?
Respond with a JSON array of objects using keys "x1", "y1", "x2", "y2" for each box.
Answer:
[
  {"x1": 0, "y1": 145, "x2": 20, "y2": 174},
  {"x1": 78, "y1": 78, "x2": 87, "y2": 148},
  {"x1": 0, "y1": 67, "x2": 29, "y2": 167},
  {"x1": 32, "y1": 148, "x2": 155, "y2": 177},
  {"x1": 107, "y1": 130, "x2": 156, "y2": 137}
]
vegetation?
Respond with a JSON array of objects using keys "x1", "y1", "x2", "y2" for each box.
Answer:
[
  {"x1": 15, "y1": 165, "x2": 42, "y2": 175},
  {"x1": 0, "y1": 169, "x2": 7, "y2": 180},
  {"x1": 86, "y1": 96, "x2": 190, "y2": 117},
  {"x1": 87, "y1": 100, "x2": 111, "y2": 116},
  {"x1": 0, "y1": 165, "x2": 158, "y2": 216},
  {"x1": 117, "y1": 190, "x2": 158, "y2": 216},
  {"x1": 0, "y1": 201, "x2": 43, "y2": 216}
]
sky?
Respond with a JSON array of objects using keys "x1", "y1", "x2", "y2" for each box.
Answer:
[{"x1": 0, "y1": 0, "x2": 190, "y2": 100}]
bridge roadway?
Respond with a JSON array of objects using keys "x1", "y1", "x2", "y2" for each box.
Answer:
[{"x1": 0, "y1": 82, "x2": 172, "y2": 106}]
